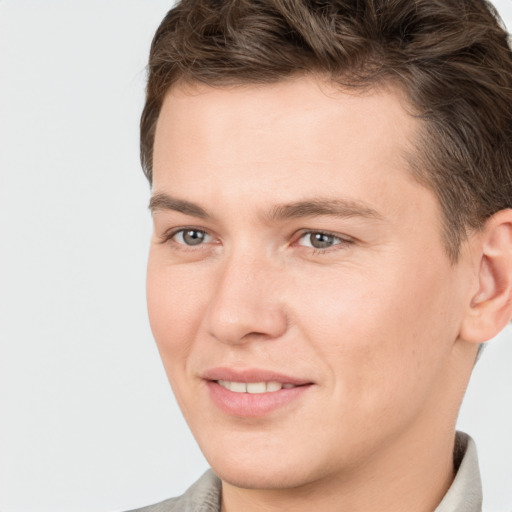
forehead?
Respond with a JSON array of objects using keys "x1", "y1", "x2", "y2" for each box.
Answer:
[
  {"x1": 154, "y1": 77, "x2": 416, "y2": 170},
  {"x1": 152, "y1": 76, "x2": 422, "y2": 209}
]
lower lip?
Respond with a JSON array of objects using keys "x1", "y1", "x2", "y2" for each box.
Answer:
[{"x1": 206, "y1": 381, "x2": 312, "y2": 417}]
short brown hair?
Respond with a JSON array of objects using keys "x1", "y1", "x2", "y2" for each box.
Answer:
[{"x1": 141, "y1": 0, "x2": 512, "y2": 260}]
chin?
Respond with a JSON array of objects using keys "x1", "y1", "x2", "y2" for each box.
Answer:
[
  {"x1": 204, "y1": 446, "x2": 327, "y2": 491},
  {"x1": 214, "y1": 464, "x2": 310, "y2": 491}
]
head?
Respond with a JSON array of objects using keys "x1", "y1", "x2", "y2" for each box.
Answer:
[{"x1": 142, "y1": 0, "x2": 512, "y2": 497}]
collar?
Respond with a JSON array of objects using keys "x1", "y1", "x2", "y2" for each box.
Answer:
[{"x1": 434, "y1": 431, "x2": 482, "y2": 512}]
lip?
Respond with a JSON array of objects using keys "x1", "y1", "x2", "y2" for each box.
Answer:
[
  {"x1": 202, "y1": 367, "x2": 312, "y2": 385},
  {"x1": 202, "y1": 367, "x2": 314, "y2": 417}
]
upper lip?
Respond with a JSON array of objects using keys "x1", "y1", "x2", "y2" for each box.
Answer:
[{"x1": 202, "y1": 367, "x2": 313, "y2": 385}]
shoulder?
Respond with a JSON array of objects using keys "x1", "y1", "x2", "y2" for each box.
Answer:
[{"x1": 126, "y1": 470, "x2": 222, "y2": 512}]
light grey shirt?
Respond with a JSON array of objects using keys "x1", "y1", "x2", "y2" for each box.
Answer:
[{"x1": 129, "y1": 432, "x2": 482, "y2": 512}]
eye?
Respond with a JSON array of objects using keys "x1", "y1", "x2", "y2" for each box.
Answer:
[
  {"x1": 297, "y1": 231, "x2": 346, "y2": 250},
  {"x1": 172, "y1": 228, "x2": 212, "y2": 246}
]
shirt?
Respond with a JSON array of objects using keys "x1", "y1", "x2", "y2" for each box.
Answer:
[{"x1": 128, "y1": 431, "x2": 482, "y2": 512}]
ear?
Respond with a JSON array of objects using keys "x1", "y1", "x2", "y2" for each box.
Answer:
[{"x1": 459, "y1": 209, "x2": 512, "y2": 344}]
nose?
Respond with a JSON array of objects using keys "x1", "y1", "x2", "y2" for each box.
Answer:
[{"x1": 205, "y1": 253, "x2": 288, "y2": 346}]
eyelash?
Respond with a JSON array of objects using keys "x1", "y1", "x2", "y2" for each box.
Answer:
[
  {"x1": 159, "y1": 228, "x2": 353, "y2": 255},
  {"x1": 296, "y1": 231, "x2": 352, "y2": 255},
  {"x1": 159, "y1": 227, "x2": 214, "y2": 250}
]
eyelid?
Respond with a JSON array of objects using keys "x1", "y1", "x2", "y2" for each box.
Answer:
[
  {"x1": 294, "y1": 229, "x2": 354, "y2": 251},
  {"x1": 159, "y1": 226, "x2": 214, "y2": 246},
  {"x1": 158, "y1": 226, "x2": 353, "y2": 253}
]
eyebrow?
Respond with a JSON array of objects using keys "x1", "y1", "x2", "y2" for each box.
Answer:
[
  {"x1": 264, "y1": 198, "x2": 382, "y2": 222},
  {"x1": 149, "y1": 192, "x2": 382, "y2": 222},
  {"x1": 149, "y1": 193, "x2": 210, "y2": 219}
]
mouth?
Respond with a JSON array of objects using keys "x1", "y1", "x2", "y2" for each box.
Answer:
[
  {"x1": 202, "y1": 369, "x2": 313, "y2": 417},
  {"x1": 216, "y1": 380, "x2": 301, "y2": 393}
]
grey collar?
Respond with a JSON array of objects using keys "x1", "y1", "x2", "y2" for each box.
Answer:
[{"x1": 434, "y1": 432, "x2": 482, "y2": 512}]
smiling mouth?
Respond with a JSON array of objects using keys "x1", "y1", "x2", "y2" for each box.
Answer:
[
  {"x1": 206, "y1": 376, "x2": 312, "y2": 416},
  {"x1": 216, "y1": 380, "x2": 300, "y2": 393}
]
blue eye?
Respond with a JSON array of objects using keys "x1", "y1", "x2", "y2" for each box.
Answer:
[
  {"x1": 173, "y1": 229, "x2": 211, "y2": 246},
  {"x1": 298, "y1": 232, "x2": 344, "y2": 250}
]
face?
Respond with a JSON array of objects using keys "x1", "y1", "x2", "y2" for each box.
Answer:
[{"x1": 147, "y1": 77, "x2": 473, "y2": 490}]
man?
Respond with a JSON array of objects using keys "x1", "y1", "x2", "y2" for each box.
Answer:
[{"x1": 131, "y1": 0, "x2": 512, "y2": 510}]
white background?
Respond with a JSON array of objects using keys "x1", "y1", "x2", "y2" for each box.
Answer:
[{"x1": 0, "y1": 1, "x2": 511, "y2": 511}]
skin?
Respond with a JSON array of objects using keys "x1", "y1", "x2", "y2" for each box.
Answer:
[{"x1": 146, "y1": 76, "x2": 512, "y2": 512}]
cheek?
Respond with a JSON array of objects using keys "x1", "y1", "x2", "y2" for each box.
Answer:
[
  {"x1": 146, "y1": 255, "x2": 209, "y2": 371},
  {"x1": 293, "y1": 256, "x2": 458, "y2": 415},
  {"x1": 146, "y1": 256, "x2": 216, "y2": 426}
]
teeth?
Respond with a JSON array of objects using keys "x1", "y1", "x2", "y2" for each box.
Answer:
[
  {"x1": 218, "y1": 380, "x2": 229, "y2": 390},
  {"x1": 266, "y1": 381, "x2": 283, "y2": 392},
  {"x1": 247, "y1": 382, "x2": 266, "y2": 394},
  {"x1": 230, "y1": 381, "x2": 247, "y2": 393},
  {"x1": 217, "y1": 380, "x2": 293, "y2": 393}
]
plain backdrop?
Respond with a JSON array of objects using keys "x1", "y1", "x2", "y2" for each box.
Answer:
[{"x1": 0, "y1": 1, "x2": 511, "y2": 511}]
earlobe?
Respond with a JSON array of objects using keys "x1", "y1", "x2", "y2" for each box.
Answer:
[{"x1": 459, "y1": 209, "x2": 512, "y2": 344}]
